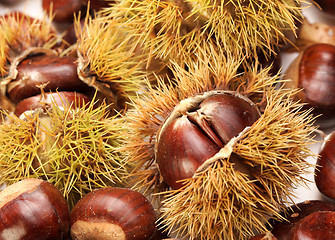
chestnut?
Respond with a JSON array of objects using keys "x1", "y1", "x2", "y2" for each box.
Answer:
[
  {"x1": 7, "y1": 54, "x2": 90, "y2": 103},
  {"x1": 63, "y1": 19, "x2": 85, "y2": 46},
  {"x1": 42, "y1": 0, "x2": 84, "y2": 23},
  {"x1": 313, "y1": 0, "x2": 335, "y2": 16},
  {"x1": 0, "y1": 0, "x2": 23, "y2": 5},
  {"x1": 284, "y1": 43, "x2": 335, "y2": 126},
  {"x1": 315, "y1": 130, "x2": 335, "y2": 200},
  {"x1": 70, "y1": 187, "x2": 157, "y2": 240},
  {"x1": 0, "y1": 178, "x2": 70, "y2": 240},
  {"x1": 155, "y1": 91, "x2": 261, "y2": 189},
  {"x1": 14, "y1": 91, "x2": 92, "y2": 117},
  {"x1": 267, "y1": 200, "x2": 335, "y2": 240},
  {"x1": 81, "y1": 0, "x2": 113, "y2": 11},
  {"x1": 289, "y1": 211, "x2": 335, "y2": 240}
]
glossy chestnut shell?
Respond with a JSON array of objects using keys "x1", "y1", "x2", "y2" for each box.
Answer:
[
  {"x1": 285, "y1": 43, "x2": 335, "y2": 124},
  {"x1": 42, "y1": 0, "x2": 83, "y2": 23},
  {"x1": 0, "y1": 0, "x2": 23, "y2": 5},
  {"x1": 7, "y1": 54, "x2": 90, "y2": 103},
  {"x1": 14, "y1": 91, "x2": 92, "y2": 116},
  {"x1": 82, "y1": 0, "x2": 113, "y2": 11},
  {"x1": 289, "y1": 211, "x2": 335, "y2": 240},
  {"x1": 314, "y1": 0, "x2": 335, "y2": 16},
  {"x1": 315, "y1": 131, "x2": 335, "y2": 199},
  {"x1": 70, "y1": 187, "x2": 156, "y2": 240},
  {"x1": 155, "y1": 91, "x2": 261, "y2": 189},
  {"x1": 268, "y1": 200, "x2": 335, "y2": 240},
  {"x1": 0, "y1": 178, "x2": 70, "y2": 240}
]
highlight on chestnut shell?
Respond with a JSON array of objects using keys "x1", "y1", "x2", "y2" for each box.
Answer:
[
  {"x1": 289, "y1": 211, "x2": 335, "y2": 240},
  {"x1": 6, "y1": 53, "x2": 90, "y2": 104},
  {"x1": 70, "y1": 187, "x2": 156, "y2": 240},
  {"x1": 0, "y1": 178, "x2": 70, "y2": 240},
  {"x1": 315, "y1": 130, "x2": 335, "y2": 200},
  {"x1": 267, "y1": 200, "x2": 335, "y2": 240},
  {"x1": 13, "y1": 91, "x2": 92, "y2": 117},
  {"x1": 120, "y1": 52, "x2": 316, "y2": 240},
  {"x1": 284, "y1": 43, "x2": 335, "y2": 127},
  {"x1": 155, "y1": 91, "x2": 261, "y2": 189}
]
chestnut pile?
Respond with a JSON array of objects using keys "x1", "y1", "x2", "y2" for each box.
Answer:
[
  {"x1": 1, "y1": 0, "x2": 335, "y2": 240},
  {"x1": 0, "y1": 179, "x2": 158, "y2": 240}
]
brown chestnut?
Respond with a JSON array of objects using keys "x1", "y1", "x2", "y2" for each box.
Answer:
[
  {"x1": 0, "y1": 0, "x2": 23, "y2": 5},
  {"x1": 7, "y1": 54, "x2": 90, "y2": 103},
  {"x1": 315, "y1": 131, "x2": 335, "y2": 199},
  {"x1": 284, "y1": 43, "x2": 335, "y2": 126},
  {"x1": 81, "y1": 0, "x2": 113, "y2": 11},
  {"x1": 155, "y1": 91, "x2": 261, "y2": 189},
  {"x1": 0, "y1": 178, "x2": 70, "y2": 240},
  {"x1": 14, "y1": 91, "x2": 92, "y2": 117},
  {"x1": 70, "y1": 187, "x2": 157, "y2": 240},
  {"x1": 268, "y1": 200, "x2": 335, "y2": 240},
  {"x1": 43, "y1": 0, "x2": 84, "y2": 23},
  {"x1": 289, "y1": 211, "x2": 335, "y2": 240},
  {"x1": 63, "y1": 19, "x2": 86, "y2": 46},
  {"x1": 314, "y1": 0, "x2": 335, "y2": 16}
]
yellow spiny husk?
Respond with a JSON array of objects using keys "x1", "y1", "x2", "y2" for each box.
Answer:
[
  {"x1": 159, "y1": 88, "x2": 315, "y2": 240},
  {"x1": 122, "y1": 50, "x2": 280, "y2": 194},
  {"x1": 75, "y1": 14, "x2": 148, "y2": 110},
  {"x1": 101, "y1": 0, "x2": 308, "y2": 65},
  {"x1": 0, "y1": 96, "x2": 128, "y2": 207},
  {"x1": 0, "y1": 12, "x2": 59, "y2": 77},
  {"x1": 121, "y1": 51, "x2": 316, "y2": 239},
  {"x1": 0, "y1": 12, "x2": 60, "y2": 113}
]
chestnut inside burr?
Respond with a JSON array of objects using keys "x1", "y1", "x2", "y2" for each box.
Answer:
[
  {"x1": 14, "y1": 91, "x2": 92, "y2": 117},
  {"x1": 7, "y1": 54, "x2": 90, "y2": 103},
  {"x1": 42, "y1": 0, "x2": 84, "y2": 23},
  {"x1": 155, "y1": 91, "x2": 261, "y2": 189}
]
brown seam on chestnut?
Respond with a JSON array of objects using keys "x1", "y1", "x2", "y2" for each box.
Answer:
[{"x1": 154, "y1": 90, "x2": 261, "y2": 189}]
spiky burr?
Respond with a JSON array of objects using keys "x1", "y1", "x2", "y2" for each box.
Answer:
[
  {"x1": 119, "y1": 50, "x2": 316, "y2": 240},
  {"x1": 101, "y1": 0, "x2": 308, "y2": 66}
]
